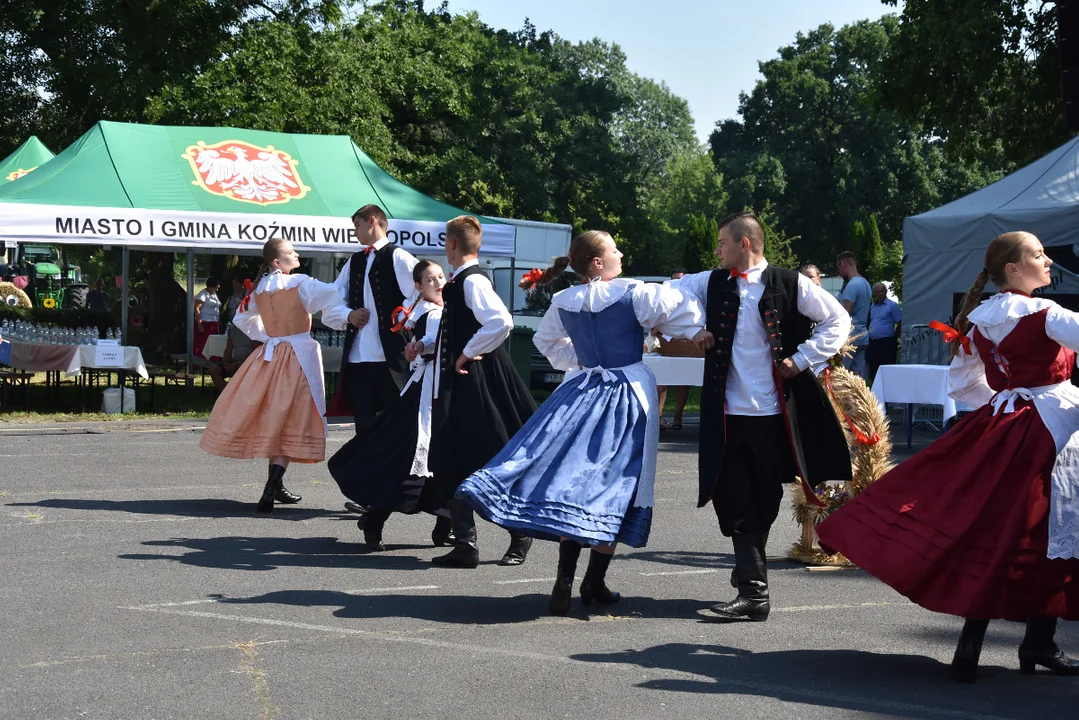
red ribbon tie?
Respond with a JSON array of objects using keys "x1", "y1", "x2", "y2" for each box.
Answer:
[{"x1": 929, "y1": 320, "x2": 971, "y2": 355}]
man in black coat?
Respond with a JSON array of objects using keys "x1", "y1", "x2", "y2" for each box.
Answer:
[{"x1": 681, "y1": 211, "x2": 852, "y2": 621}]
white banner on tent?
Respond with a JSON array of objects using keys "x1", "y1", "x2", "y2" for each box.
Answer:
[{"x1": 0, "y1": 202, "x2": 516, "y2": 257}]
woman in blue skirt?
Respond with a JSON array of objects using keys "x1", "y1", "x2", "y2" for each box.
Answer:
[{"x1": 456, "y1": 230, "x2": 703, "y2": 615}]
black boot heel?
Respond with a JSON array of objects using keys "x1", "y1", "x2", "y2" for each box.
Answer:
[
  {"x1": 256, "y1": 465, "x2": 286, "y2": 513},
  {"x1": 431, "y1": 516, "x2": 454, "y2": 547},
  {"x1": 549, "y1": 540, "x2": 582, "y2": 616},
  {"x1": 579, "y1": 550, "x2": 620, "y2": 607},
  {"x1": 1018, "y1": 615, "x2": 1079, "y2": 676},
  {"x1": 950, "y1": 618, "x2": 989, "y2": 684}
]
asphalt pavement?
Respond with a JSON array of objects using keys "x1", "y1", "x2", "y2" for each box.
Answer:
[{"x1": 0, "y1": 420, "x2": 1075, "y2": 719}]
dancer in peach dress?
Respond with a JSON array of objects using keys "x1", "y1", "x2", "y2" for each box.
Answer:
[{"x1": 200, "y1": 238, "x2": 350, "y2": 512}]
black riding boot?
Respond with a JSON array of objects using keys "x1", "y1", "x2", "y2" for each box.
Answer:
[
  {"x1": 579, "y1": 550, "x2": 621, "y2": 606},
  {"x1": 275, "y1": 479, "x2": 302, "y2": 504},
  {"x1": 549, "y1": 540, "x2": 583, "y2": 615},
  {"x1": 709, "y1": 533, "x2": 769, "y2": 621},
  {"x1": 1019, "y1": 615, "x2": 1079, "y2": 675},
  {"x1": 950, "y1": 618, "x2": 989, "y2": 683},
  {"x1": 500, "y1": 531, "x2": 533, "y2": 566},
  {"x1": 432, "y1": 499, "x2": 479, "y2": 568},
  {"x1": 360, "y1": 508, "x2": 391, "y2": 552},
  {"x1": 256, "y1": 464, "x2": 287, "y2": 513}
]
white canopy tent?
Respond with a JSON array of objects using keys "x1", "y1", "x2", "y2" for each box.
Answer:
[{"x1": 903, "y1": 135, "x2": 1079, "y2": 333}]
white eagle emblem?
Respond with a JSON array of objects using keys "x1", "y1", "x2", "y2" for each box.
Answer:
[{"x1": 182, "y1": 141, "x2": 309, "y2": 205}]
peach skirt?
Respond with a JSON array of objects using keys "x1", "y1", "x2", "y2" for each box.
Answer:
[{"x1": 200, "y1": 344, "x2": 325, "y2": 462}]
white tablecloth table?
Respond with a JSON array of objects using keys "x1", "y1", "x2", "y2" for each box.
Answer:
[
  {"x1": 3, "y1": 339, "x2": 148, "y2": 379},
  {"x1": 642, "y1": 355, "x2": 704, "y2": 386},
  {"x1": 870, "y1": 363, "x2": 958, "y2": 448}
]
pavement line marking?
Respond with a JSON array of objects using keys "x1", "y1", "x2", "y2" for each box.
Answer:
[
  {"x1": 348, "y1": 585, "x2": 441, "y2": 594},
  {"x1": 119, "y1": 605, "x2": 1008, "y2": 720},
  {"x1": 492, "y1": 577, "x2": 554, "y2": 585},
  {"x1": 639, "y1": 568, "x2": 718, "y2": 577},
  {"x1": 773, "y1": 601, "x2": 910, "y2": 613}
]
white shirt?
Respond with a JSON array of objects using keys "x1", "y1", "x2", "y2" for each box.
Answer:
[
  {"x1": 195, "y1": 289, "x2": 221, "y2": 323},
  {"x1": 433, "y1": 259, "x2": 514, "y2": 397},
  {"x1": 676, "y1": 260, "x2": 850, "y2": 416},
  {"x1": 330, "y1": 238, "x2": 418, "y2": 364}
]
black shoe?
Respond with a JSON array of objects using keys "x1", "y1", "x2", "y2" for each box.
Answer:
[
  {"x1": 431, "y1": 516, "x2": 454, "y2": 547},
  {"x1": 256, "y1": 465, "x2": 286, "y2": 513},
  {"x1": 275, "y1": 485, "x2": 302, "y2": 504},
  {"x1": 579, "y1": 550, "x2": 620, "y2": 606},
  {"x1": 360, "y1": 519, "x2": 386, "y2": 552},
  {"x1": 950, "y1": 619, "x2": 989, "y2": 683},
  {"x1": 580, "y1": 578, "x2": 621, "y2": 606},
  {"x1": 549, "y1": 540, "x2": 583, "y2": 616},
  {"x1": 1019, "y1": 615, "x2": 1079, "y2": 675},
  {"x1": 500, "y1": 533, "x2": 532, "y2": 566},
  {"x1": 344, "y1": 501, "x2": 368, "y2": 515},
  {"x1": 1019, "y1": 648, "x2": 1079, "y2": 675},
  {"x1": 707, "y1": 596, "x2": 769, "y2": 621},
  {"x1": 431, "y1": 547, "x2": 479, "y2": 568}
]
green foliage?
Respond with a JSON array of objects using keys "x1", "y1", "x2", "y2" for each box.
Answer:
[
  {"x1": 848, "y1": 221, "x2": 866, "y2": 262},
  {"x1": 710, "y1": 17, "x2": 999, "y2": 269},
  {"x1": 880, "y1": 0, "x2": 1065, "y2": 170},
  {"x1": 682, "y1": 214, "x2": 719, "y2": 274},
  {"x1": 757, "y1": 204, "x2": 799, "y2": 270},
  {"x1": 647, "y1": 152, "x2": 728, "y2": 273},
  {"x1": 863, "y1": 215, "x2": 885, "y2": 283}
]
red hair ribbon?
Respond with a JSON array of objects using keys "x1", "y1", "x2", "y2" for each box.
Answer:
[
  {"x1": 521, "y1": 268, "x2": 544, "y2": 289},
  {"x1": 929, "y1": 320, "x2": 971, "y2": 355},
  {"x1": 237, "y1": 279, "x2": 256, "y2": 313},
  {"x1": 824, "y1": 368, "x2": 881, "y2": 446}
]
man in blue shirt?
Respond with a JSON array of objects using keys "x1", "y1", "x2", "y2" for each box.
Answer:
[
  {"x1": 866, "y1": 282, "x2": 902, "y2": 385},
  {"x1": 837, "y1": 251, "x2": 872, "y2": 378}
]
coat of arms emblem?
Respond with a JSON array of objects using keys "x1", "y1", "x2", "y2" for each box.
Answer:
[
  {"x1": 182, "y1": 140, "x2": 309, "y2": 205},
  {"x1": 6, "y1": 167, "x2": 37, "y2": 182}
]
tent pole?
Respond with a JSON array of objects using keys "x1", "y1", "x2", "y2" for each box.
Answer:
[
  {"x1": 186, "y1": 248, "x2": 194, "y2": 375},
  {"x1": 508, "y1": 256, "x2": 516, "y2": 354},
  {"x1": 120, "y1": 247, "x2": 129, "y2": 345}
]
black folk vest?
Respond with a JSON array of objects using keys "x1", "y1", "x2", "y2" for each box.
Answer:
[
  {"x1": 340, "y1": 244, "x2": 410, "y2": 386},
  {"x1": 697, "y1": 265, "x2": 851, "y2": 507},
  {"x1": 436, "y1": 264, "x2": 485, "y2": 384}
]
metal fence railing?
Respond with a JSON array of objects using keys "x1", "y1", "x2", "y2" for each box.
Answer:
[{"x1": 901, "y1": 323, "x2": 950, "y2": 366}]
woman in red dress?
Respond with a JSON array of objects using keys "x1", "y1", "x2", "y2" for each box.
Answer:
[{"x1": 818, "y1": 231, "x2": 1079, "y2": 683}]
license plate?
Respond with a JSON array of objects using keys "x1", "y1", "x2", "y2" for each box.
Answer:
[{"x1": 543, "y1": 372, "x2": 564, "y2": 384}]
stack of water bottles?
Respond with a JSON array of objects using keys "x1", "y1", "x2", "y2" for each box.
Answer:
[
  {"x1": 0, "y1": 319, "x2": 120, "y2": 346},
  {"x1": 313, "y1": 329, "x2": 345, "y2": 348}
]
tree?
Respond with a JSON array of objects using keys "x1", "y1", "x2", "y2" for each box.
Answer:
[
  {"x1": 879, "y1": 0, "x2": 1066, "y2": 170},
  {"x1": 709, "y1": 18, "x2": 996, "y2": 268},
  {"x1": 682, "y1": 214, "x2": 719, "y2": 274},
  {"x1": 647, "y1": 151, "x2": 728, "y2": 273},
  {"x1": 862, "y1": 215, "x2": 885, "y2": 283},
  {"x1": 757, "y1": 204, "x2": 799, "y2": 271}
]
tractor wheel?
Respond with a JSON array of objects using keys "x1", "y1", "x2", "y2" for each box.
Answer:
[{"x1": 63, "y1": 283, "x2": 89, "y2": 309}]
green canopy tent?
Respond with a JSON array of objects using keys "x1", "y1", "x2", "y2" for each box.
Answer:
[
  {"x1": 0, "y1": 121, "x2": 516, "y2": 373},
  {"x1": 0, "y1": 136, "x2": 54, "y2": 183}
]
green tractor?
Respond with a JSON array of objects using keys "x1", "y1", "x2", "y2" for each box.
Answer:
[{"x1": 0, "y1": 242, "x2": 88, "y2": 309}]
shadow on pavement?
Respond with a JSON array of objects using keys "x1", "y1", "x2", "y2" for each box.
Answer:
[
  {"x1": 6, "y1": 497, "x2": 344, "y2": 520},
  {"x1": 569, "y1": 642, "x2": 1076, "y2": 717},
  {"x1": 118, "y1": 535, "x2": 435, "y2": 571}
]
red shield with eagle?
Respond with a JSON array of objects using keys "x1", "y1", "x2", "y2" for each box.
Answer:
[{"x1": 182, "y1": 140, "x2": 309, "y2": 205}]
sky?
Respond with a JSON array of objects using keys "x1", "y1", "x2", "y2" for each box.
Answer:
[{"x1": 441, "y1": 0, "x2": 893, "y2": 142}]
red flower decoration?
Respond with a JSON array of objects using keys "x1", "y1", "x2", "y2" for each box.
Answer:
[{"x1": 521, "y1": 268, "x2": 544, "y2": 289}]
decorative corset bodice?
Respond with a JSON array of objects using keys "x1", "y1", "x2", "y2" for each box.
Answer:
[
  {"x1": 257, "y1": 287, "x2": 312, "y2": 337},
  {"x1": 558, "y1": 294, "x2": 643, "y2": 369},
  {"x1": 973, "y1": 309, "x2": 1074, "y2": 391}
]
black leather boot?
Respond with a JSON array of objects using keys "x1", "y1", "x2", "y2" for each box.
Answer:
[
  {"x1": 549, "y1": 540, "x2": 583, "y2": 616},
  {"x1": 275, "y1": 482, "x2": 301, "y2": 504},
  {"x1": 431, "y1": 515, "x2": 454, "y2": 547},
  {"x1": 950, "y1": 618, "x2": 989, "y2": 683},
  {"x1": 360, "y1": 508, "x2": 390, "y2": 552},
  {"x1": 432, "y1": 499, "x2": 479, "y2": 568},
  {"x1": 256, "y1": 464, "x2": 287, "y2": 513},
  {"x1": 579, "y1": 550, "x2": 621, "y2": 606},
  {"x1": 730, "y1": 531, "x2": 768, "y2": 589},
  {"x1": 708, "y1": 533, "x2": 769, "y2": 621},
  {"x1": 500, "y1": 532, "x2": 533, "y2": 566},
  {"x1": 1018, "y1": 615, "x2": 1079, "y2": 675}
]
